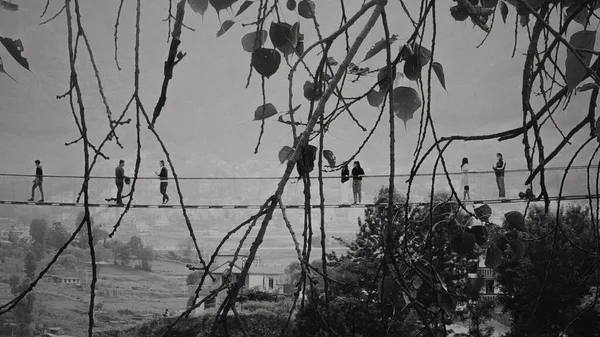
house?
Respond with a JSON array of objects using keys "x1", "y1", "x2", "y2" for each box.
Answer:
[
  {"x1": 467, "y1": 253, "x2": 501, "y2": 301},
  {"x1": 186, "y1": 252, "x2": 284, "y2": 314},
  {"x1": 47, "y1": 275, "x2": 81, "y2": 286},
  {"x1": 0, "y1": 224, "x2": 28, "y2": 241}
]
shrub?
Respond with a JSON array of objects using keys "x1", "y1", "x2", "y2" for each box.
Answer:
[
  {"x1": 239, "y1": 300, "x2": 292, "y2": 316},
  {"x1": 57, "y1": 254, "x2": 78, "y2": 270},
  {"x1": 96, "y1": 310, "x2": 292, "y2": 337},
  {"x1": 239, "y1": 288, "x2": 283, "y2": 303}
]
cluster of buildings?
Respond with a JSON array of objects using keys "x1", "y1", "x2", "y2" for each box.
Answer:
[{"x1": 0, "y1": 217, "x2": 28, "y2": 245}]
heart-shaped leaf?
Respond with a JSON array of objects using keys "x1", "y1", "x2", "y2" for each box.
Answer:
[
  {"x1": 399, "y1": 44, "x2": 413, "y2": 60},
  {"x1": 281, "y1": 23, "x2": 300, "y2": 59},
  {"x1": 450, "y1": 4, "x2": 469, "y2": 21},
  {"x1": 450, "y1": 232, "x2": 476, "y2": 255},
  {"x1": 253, "y1": 103, "x2": 278, "y2": 120},
  {"x1": 403, "y1": 55, "x2": 421, "y2": 81},
  {"x1": 474, "y1": 204, "x2": 492, "y2": 222},
  {"x1": 209, "y1": 0, "x2": 238, "y2": 13},
  {"x1": 468, "y1": 225, "x2": 488, "y2": 246},
  {"x1": 323, "y1": 150, "x2": 336, "y2": 167},
  {"x1": 500, "y1": 1, "x2": 509, "y2": 23},
  {"x1": 412, "y1": 44, "x2": 432, "y2": 67},
  {"x1": 297, "y1": 145, "x2": 318, "y2": 176},
  {"x1": 565, "y1": 30, "x2": 596, "y2": 90},
  {"x1": 485, "y1": 245, "x2": 503, "y2": 269},
  {"x1": 509, "y1": 239, "x2": 525, "y2": 257},
  {"x1": 269, "y1": 22, "x2": 298, "y2": 50},
  {"x1": 251, "y1": 48, "x2": 281, "y2": 78},
  {"x1": 377, "y1": 66, "x2": 396, "y2": 91},
  {"x1": 362, "y1": 35, "x2": 398, "y2": 62},
  {"x1": 0, "y1": 37, "x2": 29, "y2": 71},
  {"x1": 216, "y1": 20, "x2": 235, "y2": 37},
  {"x1": 236, "y1": 0, "x2": 253, "y2": 16},
  {"x1": 566, "y1": 5, "x2": 588, "y2": 26},
  {"x1": 438, "y1": 291, "x2": 456, "y2": 314},
  {"x1": 287, "y1": 0, "x2": 296, "y2": 10},
  {"x1": 367, "y1": 89, "x2": 385, "y2": 107},
  {"x1": 188, "y1": 0, "x2": 209, "y2": 15},
  {"x1": 0, "y1": 1, "x2": 18, "y2": 11},
  {"x1": 0, "y1": 56, "x2": 17, "y2": 83},
  {"x1": 278, "y1": 146, "x2": 294, "y2": 164},
  {"x1": 303, "y1": 81, "x2": 322, "y2": 101},
  {"x1": 391, "y1": 86, "x2": 421, "y2": 128},
  {"x1": 504, "y1": 211, "x2": 525, "y2": 231},
  {"x1": 241, "y1": 30, "x2": 268, "y2": 52},
  {"x1": 432, "y1": 62, "x2": 447, "y2": 91},
  {"x1": 297, "y1": 0, "x2": 315, "y2": 19}
]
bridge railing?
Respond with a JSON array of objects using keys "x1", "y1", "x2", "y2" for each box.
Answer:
[{"x1": 0, "y1": 165, "x2": 595, "y2": 205}]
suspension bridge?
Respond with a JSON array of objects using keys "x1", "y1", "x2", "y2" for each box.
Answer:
[{"x1": 0, "y1": 165, "x2": 596, "y2": 209}]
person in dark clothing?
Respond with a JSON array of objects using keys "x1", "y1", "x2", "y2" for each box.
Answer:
[
  {"x1": 340, "y1": 164, "x2": 350, "y2": 204},
  {"x1": 492, "y1": 153, "x2": 506, "y2": 198},
  {"x1": 351, "y1": 161, "x2": 365, "y2": 204},
  {"x1": 115, "y1": 160, "x2": 127, "y2": 205},
  {"x1": 155, "y1": 160, "x2": 169, "y2": 204},
  {"x1": 28, "y1": 160, "x2": 44, "y2": 202}
]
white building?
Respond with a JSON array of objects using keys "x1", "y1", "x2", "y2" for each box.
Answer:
[{"x1": 186, "y1": 253, "x2": 285, "y2": 314}]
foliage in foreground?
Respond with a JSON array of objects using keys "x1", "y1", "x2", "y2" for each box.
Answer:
[
  {"x1": 95, "y1": 310, "x2": 292, "y2": 337},
  {"x1": 495, "y1": 205, "x2": 600, "y2": 337},
  {"x1": 295, "y1": 188, "x2": 494, "y2": 336}
]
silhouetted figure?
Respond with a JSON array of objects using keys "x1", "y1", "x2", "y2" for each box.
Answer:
[
  {"x1": 492, "y1": 153, "x2": 506, "y2": 198},
  {"x1": 115, "y1": 160, "x2": 128, "y2": 205},
  {"x1": 519, "y1": 187, "x2": 535, "y2": 201},
  {"x1": 340, "y1": 164, "x2": 350, "y2": 204},
  {"x1": 461, "y1": 157, "x2": 471, "y2": 200},
  {"x1": 351, "y1": 161, "x2": 365, "y2": 204},
  {"x1": 163, "y1": 309, "x2": 169, "y2": 318},
  {"x1": 28, "y1": 160, "x2": 44, "y2": 202},
  {"x1": 155, "y1": 160, "x2": 169, "y2": 204}
]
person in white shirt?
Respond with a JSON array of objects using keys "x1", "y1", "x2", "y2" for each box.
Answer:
[{"x1": 461, "y1": 157, "x2": 471, "y2": 200}]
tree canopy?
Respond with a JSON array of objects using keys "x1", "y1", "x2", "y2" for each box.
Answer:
[{"x1": 495, "y1": 205, "x2": 600, "y2": 336}]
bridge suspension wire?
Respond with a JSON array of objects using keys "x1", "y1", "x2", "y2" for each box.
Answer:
[
  {"x1": 0, "y1": 165, "x2": 595, "y2": 181},
  {"x1": 0, "y1": 194, "x2": 596, "y2": 209}
]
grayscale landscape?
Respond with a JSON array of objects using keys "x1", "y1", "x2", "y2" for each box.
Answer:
[{"x1": 0, "y1": 0, "x2": 599, "y2": 336}]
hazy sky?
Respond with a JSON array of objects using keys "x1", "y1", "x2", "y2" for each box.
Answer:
[{"x1": 0, "y1": 0, "x2": 594, "y2": 183}]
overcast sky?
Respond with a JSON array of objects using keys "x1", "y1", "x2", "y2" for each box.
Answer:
[{"x1": 0, "y1": 0, "x2": 594, "y2": 184}]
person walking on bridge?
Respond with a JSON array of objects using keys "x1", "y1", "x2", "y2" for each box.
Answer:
[
  {"x1": 461, "y1": 157, "x2": 471, "y2": 201},
  {"x1": 155, "y1": 160, "x2": 169, "y2": 204},
  {"x1": 351, "y1": 161, "x2": 365, "y2": 204},
  {"x1": 115, "y1": 160, "x2": 129, "y2": 205},
  {"x1": 493, "y1": 153, "x2": 506, "y2": 199},
  {"x1": 28, "y1": 160, "x2": 44, "y2": 202}
]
